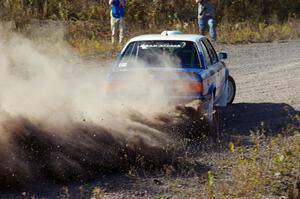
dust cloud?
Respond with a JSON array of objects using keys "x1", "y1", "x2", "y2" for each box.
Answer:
[{"x1": 0, "y1": 23, "x2": 206, "y2": 188}]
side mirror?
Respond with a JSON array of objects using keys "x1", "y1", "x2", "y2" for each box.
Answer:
[{"x1": 218, "y1": 52, "x2": 228, "y2": 60}]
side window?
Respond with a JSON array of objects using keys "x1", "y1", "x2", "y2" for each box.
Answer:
[
  {"x1": 192, "y1": 45, "x2": 201, "y2": 68},
  {"x1": 203, "y1": 39, "x2": 218, "y2": 64},
  {"x1": 119, "y1": 43, "x2": 137, "y2": 67},
  {"x1": 123, "y1": 43, "x2": 135, "y2": 57},
  {"x1": 200, "y1": 41, "x2": 212, "y2": 67},
  {"x1": 121, "y1": 43, "x2": 137, "y2": 62}
]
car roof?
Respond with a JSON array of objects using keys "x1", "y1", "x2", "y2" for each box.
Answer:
[{"x1": 129, "y1": 34, "x2": 206, "y2": 43}]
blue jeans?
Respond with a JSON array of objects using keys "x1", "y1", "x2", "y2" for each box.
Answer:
[{"x1": 198, "y1": 17, "x2": 217, "y2": 41}]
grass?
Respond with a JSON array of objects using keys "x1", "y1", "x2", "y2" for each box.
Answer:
[
  {"x1": 68, "y1": 39, "x2": 122, "y2": 58},
  {"x1": 218, "y1": 19, "x2": 300, "y2": 44},
  {"x1": 62, "y1": 19, "x2": 300, "y2": 57},
  {"x1": 150, "y1": 129, "x2": 300, "y2": 199},
  {"x1": 7, "y1": 18, "x2": 300, "y2": 57},
  {"x1": 95, "y1": 129, "x2": 299, "y2": 198},
  {"x1": 199, "y1": 127, "x2": 300, "y2": 198},
  {"x1": 91, "y1": 186, "x2": 104, "y2": 199},
  {"x1": 11, "y1": 118, "x2": 300, "y2": 198}
]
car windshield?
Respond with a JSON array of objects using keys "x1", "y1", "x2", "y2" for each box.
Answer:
[{"x1": 118, "y1": 41, "x2": 201, "y2": 68}]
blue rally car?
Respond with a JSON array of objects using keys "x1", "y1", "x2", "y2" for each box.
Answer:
[{"x1": 107, "y1": 31, "x2": 236, "y2": 133}]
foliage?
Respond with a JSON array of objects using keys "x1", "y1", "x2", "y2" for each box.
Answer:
[
  {"x1": 1, "y1": 0, "x2": 300, "y2": 28},
  {"x1": 91, "y1": 186, "x2": 104, "y2": 199},
  {"x1": 1, "y1": 0, "x2": 300, "y2": 55},
  {"x1": 214, "y1": 131, "x2": 300, "y2": 198},
  {"x1": 65, "y1": 19, "x2": 300, "y2": 56}
]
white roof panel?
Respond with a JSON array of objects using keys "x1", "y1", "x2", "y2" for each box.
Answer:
[{"x1": 129, "y1": 34, "x2": 205, "y2": 42}]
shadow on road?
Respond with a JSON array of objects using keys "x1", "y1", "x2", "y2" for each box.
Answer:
[{"x1": 221, "y1": 102, "x2": 300, "y2": 135}]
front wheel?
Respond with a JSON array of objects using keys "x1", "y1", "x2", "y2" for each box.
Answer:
[{"x1": 227, "y1": 76, "x2": 236, "y2": 105}]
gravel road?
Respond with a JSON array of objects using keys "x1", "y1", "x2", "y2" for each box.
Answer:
[
  {"x1": 1, "y1": 41, "x2": 300, "y2": 199},
  {"x1": 218, "y1": 41, "x2": 300, "y2": 135},
  {"x1": 220, "y1": 41, "x2": 300, "y2": 109}
]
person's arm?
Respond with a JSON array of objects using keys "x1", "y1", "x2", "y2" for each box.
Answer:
[{"x1": 109, "y1": 0, "x2": 114, "y2": 5}]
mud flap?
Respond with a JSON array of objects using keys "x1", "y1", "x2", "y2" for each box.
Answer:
[
  {"x1": 202, "y1": 95, "x2": 221, "y2": 141},
  {"x1": 206, "y1": 94, "x2": 214, "y2": 123},
  {"x1": 183, "y1": 96, "x2": 220, "y2": 140},
  {"x1": 215, "y1": 80, "x2": 228, "y2": 107}
]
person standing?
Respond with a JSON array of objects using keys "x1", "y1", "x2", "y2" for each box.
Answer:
[
  {"x1": 109, "y1": 0, "x2": 126, "y2": 44},
  {"x1": 196, "y1": 0, "x2": 219, "y2": 42}
]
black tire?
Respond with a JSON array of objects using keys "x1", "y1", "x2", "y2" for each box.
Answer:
[
  {"x1": 209, "y1": 106, "x2": 221, "y2": 141},
  {"x1": 227, "y1": 76, "x2": 236, "y2": 105},
  {"x1": 197, "y1": 94, "x2": 221, "y2": 141},
  {"x1": 206, "y1": 94, "x2": 221, "y2": 140}
]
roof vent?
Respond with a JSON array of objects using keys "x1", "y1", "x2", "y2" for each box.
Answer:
[{"x1": 161, "y1": 31, "x2": 183, "y2": 36}]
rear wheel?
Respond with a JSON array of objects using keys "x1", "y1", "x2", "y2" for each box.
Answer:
[
  {"x1": 205, "y1": 94, "x2": 220, "y2": 140},
  {"x1": 209, "y1": 108, "x2": 220, "y2": 141},
  {"x1": 227, "y1": 76, "x2": 236, "y2": 105}
]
